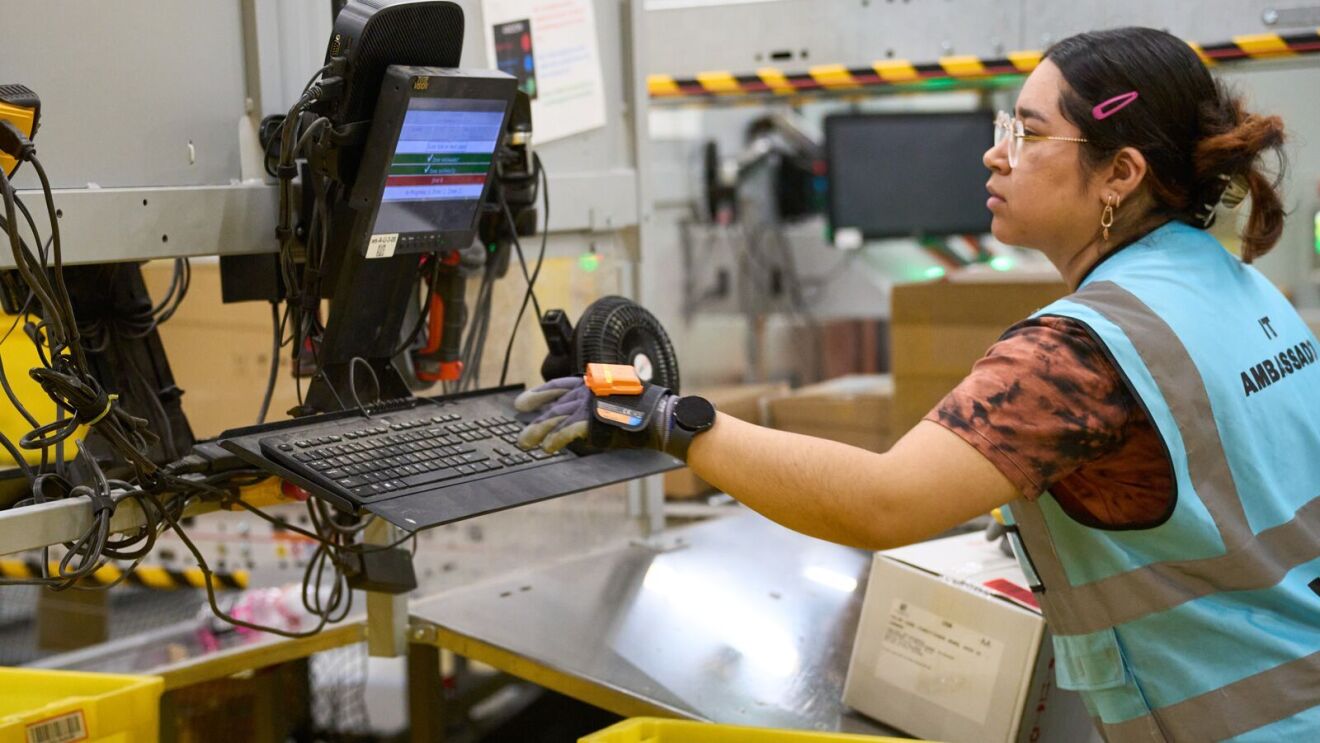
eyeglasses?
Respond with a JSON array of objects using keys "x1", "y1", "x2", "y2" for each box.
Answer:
[{"x1": 994, "y1": 110, "x2": 1088, "y2": 168}]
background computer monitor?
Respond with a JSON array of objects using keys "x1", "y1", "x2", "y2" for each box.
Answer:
[{"x1": 825, "y1": 111, "x2": 994, "y2": 241}]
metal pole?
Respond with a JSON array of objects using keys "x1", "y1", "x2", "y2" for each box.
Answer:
[{"x1": 365, "y1": 518, "x2": 408, "y2": 658}]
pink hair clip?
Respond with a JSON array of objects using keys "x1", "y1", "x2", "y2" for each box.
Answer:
[{"x1": 1092, "y1": 91, "x2": 1139, "y2": 120}]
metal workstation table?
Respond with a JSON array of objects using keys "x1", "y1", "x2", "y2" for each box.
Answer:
[{"x1": 407, "y1": 511, "x2": 903, "y2": 737}]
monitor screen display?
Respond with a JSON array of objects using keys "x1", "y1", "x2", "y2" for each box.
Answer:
[
  {"x1": 372, "y1": 98, "x2": 506, "y2": 235},
  {"x1": 825, "y1": 112, "x2": 994, "y2": 241}
]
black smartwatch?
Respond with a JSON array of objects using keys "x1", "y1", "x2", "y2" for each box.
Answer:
[{"x1": 664, "y1": 395, "x2": 716, "y2": 461}]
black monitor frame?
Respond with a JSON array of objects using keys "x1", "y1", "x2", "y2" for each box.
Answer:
[
  {"x1": 824, "y1": 111, "x2": 994, "y2": 241},
  {"x1": 346, "y1": 65, "x2": 517, "y2": 258},
  {"x1": 306, "y1": 65, "x2": 516, "y2": 412}
]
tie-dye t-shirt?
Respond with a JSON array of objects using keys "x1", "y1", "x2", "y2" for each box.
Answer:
[{"x1": 924, "y1": 316, "x2": 1173, "y2": 528}]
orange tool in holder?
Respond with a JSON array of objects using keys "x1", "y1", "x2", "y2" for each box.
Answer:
[
  {"x1": 585, "y1": 363, "x2": 644, "y2": 396},
  {"x1": 416, "y1": 252, "x2": 464, "y2": 382}
]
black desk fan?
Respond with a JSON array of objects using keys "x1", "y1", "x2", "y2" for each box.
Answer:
[{"x1": 539, "y1": 296, "x2": 681, "y2": 393}]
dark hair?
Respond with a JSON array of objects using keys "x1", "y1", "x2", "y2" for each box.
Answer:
[{"x1": 1045, "y1": 27, "x2": 1287, "y2": 262}]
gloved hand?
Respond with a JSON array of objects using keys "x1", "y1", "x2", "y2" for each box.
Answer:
[{"x1": 513, "y1": 376, "x2": 678, "y2": 456}]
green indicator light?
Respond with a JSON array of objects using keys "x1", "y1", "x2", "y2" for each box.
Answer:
[
  {"x1": 989, "y1": 256, "x2": 1014, "y2": 271},
  {"x1": 1313, "y1": 211, "x2": 1320, "y2": 256},
  {"x1": 579, "y1": 252, "x2": 601, "y2": 273},
  {"x1": 923, "y1": 266, "x2": 946, "y2": 280},
  {"x1": 918, "y1": 78, "x2": 959, "y2": 91}
]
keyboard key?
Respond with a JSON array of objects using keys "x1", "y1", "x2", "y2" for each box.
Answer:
[{"x1": 399, "y1": 469, "x2": 462, "y2": 489}]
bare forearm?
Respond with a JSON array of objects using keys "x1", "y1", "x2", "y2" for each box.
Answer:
[
  {"x1": 685, "y1": 413, "x2": 1019, "y2": 550},
  {"x1": 686, "y1": 414, "x2": 898, "y2": 548}
]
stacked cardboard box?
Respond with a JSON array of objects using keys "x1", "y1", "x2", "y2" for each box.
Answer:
[
  {"x1": 765, "y1": 374, "x2": 895, "y2": 452},
  {"x1": 890, "y1": 277, "x2": 1067, "y2": 432},
  {"x1": 664, "y1": 382, "x2": 787, "y2": 498}
]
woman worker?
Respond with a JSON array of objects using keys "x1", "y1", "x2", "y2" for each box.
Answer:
[{"x1": 516, "y1": 27, "x2": 1319, "y2": 741}]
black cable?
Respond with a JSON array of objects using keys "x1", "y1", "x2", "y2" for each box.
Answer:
[
  {"x1": 347, "y1": 356, "x2": 380, "y2": 415},
  {"x1": 0, "y1": 165, "x2": 64, "y2": 350},
  {"x1": 499, "y1": 153, "x2": 549, "y2": 386},
  {"x1": 0, "y1": 327, "x2": 39, "y2": 430},
  {"x1": 12, "y1": 191, "x2": 46, "y2": 267},
  {"x1": 389, "y1": 255, "x2": 442, "y2": 359},
  {"x1": 149, "y1": 489, "x2": 340, "y2": 639},
  {"x1": 256, "y1": 301, "x2": 281, "y2": 424},
  {"x1": 469, "y1": 266, "x2": 497, "y2": 389},
  {"x1": 501, "y1": 196, "x2": 543, "y2": 320},
  {"x1": 0, "y1": 429, "x2": 32, "y2": 482},
  {"x1": 30, "y1": 157, "x2": 86, "y2": 370},
  {"x1": 458, "y1": 263, "x2": 495, "y2": 390}
]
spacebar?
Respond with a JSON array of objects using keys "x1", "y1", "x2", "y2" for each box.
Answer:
[{"x1": 399, "y1": 469, "x2": 463, "y2": 490}]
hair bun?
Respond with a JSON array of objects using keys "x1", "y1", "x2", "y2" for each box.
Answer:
[
  {"x1": 1188, "y1": 86, "x2": 1286, "y2": 262},
  {"x1": 1193, "y1": 95, "x2": 1285, "y2": 181}
]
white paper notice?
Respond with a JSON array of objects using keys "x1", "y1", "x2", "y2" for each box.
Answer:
[
  {"x1": 366, "y1": 233, "x2": 398, "y2": 259},
  {"x1": 482, "y1": 0, "x2": 607, "y2": 144},
  {"x1": 875, "y1": 598, "x2": 1005, "y2": 725}
]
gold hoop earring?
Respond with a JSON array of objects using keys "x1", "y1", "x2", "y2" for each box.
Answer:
[{"x1": 1101, "y1": 195, "x2": 1116, "y2": 241}]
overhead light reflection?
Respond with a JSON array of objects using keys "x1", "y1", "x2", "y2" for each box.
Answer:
[
  {"x1": 803, "y1": 565, "x2": 858, "y2": 593},
  {"x1": 642, "y1": 563, "x2": 800, "y2": 678}
]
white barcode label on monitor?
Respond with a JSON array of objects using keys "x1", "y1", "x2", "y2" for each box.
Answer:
[
  {"x1": 26, "y1": 710, "x2": 87, "y2": 743},
  {"x1": 367, "y1": 233, "x2": 399, "y2": 259}
]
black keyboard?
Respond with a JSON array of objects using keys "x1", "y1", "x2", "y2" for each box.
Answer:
[
  {"x1": 259, "y1": 400, "x2": 566, "y2": 505},
  {"x1": 218, "y1": 387, "x2": 680, "y2": 530}
]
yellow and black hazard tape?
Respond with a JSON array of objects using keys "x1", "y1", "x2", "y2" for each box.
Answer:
[
  {"x1": 0, "y1": 558, "x2": 248, "y2": 590},
  {"x1": 649, "y1": 29, "x2": 1320, "y2": 102}
]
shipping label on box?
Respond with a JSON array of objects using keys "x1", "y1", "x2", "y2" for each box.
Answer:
[{"x1": 877, "y1": 597, "x2": 1006, "y2": 725}]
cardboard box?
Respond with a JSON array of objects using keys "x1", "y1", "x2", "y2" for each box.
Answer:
[
  {"x1": 664, "y1": 382, "x2": 787, "y2": 499},
  {"x1": 891, "y1": 277, "x2": 1067, "y2": 431},
  {"x1": 142, "y1": 260, "x2": 304, "y2": 438},
  {"x1": 765, "y1": 374, "x2": 895, "y2": 452},
  {"x1": 845, "y1": 532, "x2": 1096, "y2": 743},
  {"x1": 820, "y1": 318, "x2": 889, "y2": 379}
]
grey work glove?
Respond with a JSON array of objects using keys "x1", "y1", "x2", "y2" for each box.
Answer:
[
  {"x1": 514, "y1": 376, "x2": 678, "y2": 455},
  {"x1": 513, "y1": 377, "x2": 593, "y2": 453}
]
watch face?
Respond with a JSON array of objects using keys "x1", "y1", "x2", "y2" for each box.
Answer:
[{"x1": 674, "y1": 396, "x2": 715, "y2": 431}]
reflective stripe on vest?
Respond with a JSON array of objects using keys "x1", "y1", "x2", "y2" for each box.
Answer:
[{"x1": 1098, "y1": 650, "x2": 1320, "y2": 742}]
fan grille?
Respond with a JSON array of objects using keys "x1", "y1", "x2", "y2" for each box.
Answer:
[{"x1": 573, "y1": 296, "x2": 680, "y2": 393}]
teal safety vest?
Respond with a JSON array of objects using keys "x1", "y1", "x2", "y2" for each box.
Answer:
[{"x1": 1002, "y1": 221, "x2": 1320, "y2": 742}]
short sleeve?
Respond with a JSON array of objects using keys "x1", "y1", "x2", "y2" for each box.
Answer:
[{"x1": 923, "y1": 316, "x2": 1136, "y2": 500}]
